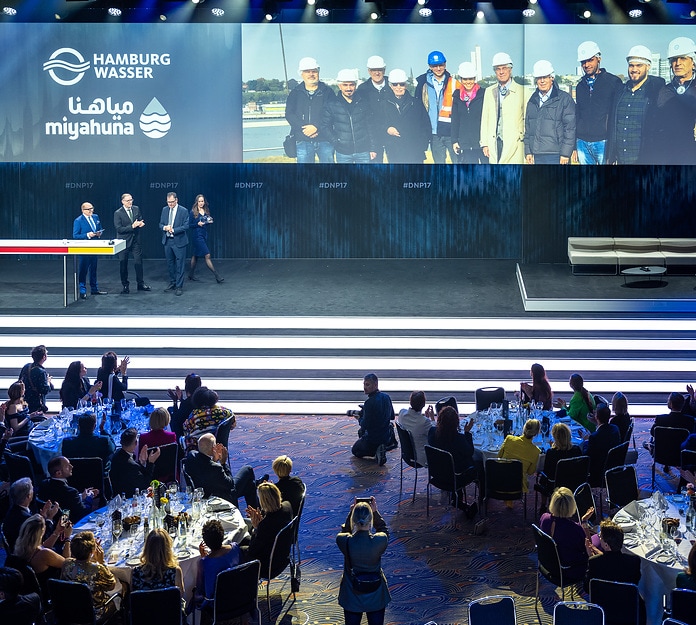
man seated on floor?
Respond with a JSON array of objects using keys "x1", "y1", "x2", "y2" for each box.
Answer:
[
  {"x1": 37, "y1": 455, "x2": 99, "y2": 522},
  {"x1": 272, "y1": 454, "x2": 305, "y2": 516},
  {"x1": 397, "y1": 390, "x2": 435, "y2": 467},
  {"x1": 109, "y1": 428, "x2": 160, "y2": 498},
  {"x1": 643, "y1": 392, "x2": 695, "y2": 470},
  {"x1": 350, "y1": 373, "x2": 395, "y2": 466},
  {"x1": 61, "y1": 412, "x2": 115, "y2": 470},
  {"x1": 184, "y1": 433, "x2": 263, "y2": 509},
  {"x1": 2, "y1": 477, "x2": 59, "y2": 553},
  {"x1": 585, "y1": 519, "x2": 646, "y2": 624}
]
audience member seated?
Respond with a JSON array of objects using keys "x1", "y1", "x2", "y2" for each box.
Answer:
[
  {"x1": 131, "y1": 528, "x2": 184, "y2": 594},
  {"x1": 536, "y1": 422, "x2": 582, "y2": 512},
  {"x1": 272, "y1": 454, "x2": 305, "y2": 516},
  {"x1": 194, "y1": 519, "x2": 241, "y2": 612},
  {"x1": 59, "y1": 361, "x2": 102, "y2": 410},
  {"x1": 167, "y1": 373, "x2": 202, "y2": 439},
  {"x1": 109, "y1": 428, "x2": 160, "y2": 498},
  {"x1": 676, "y1": 542, "x2": 696, "y2": 590},
  {"x1": 38, "y1": 456, "x2": 99, "y2": 522},
  {"x1": 4, "y1": 382, "x2": 42, "y2": 439},
  {"x1": 61, "y1": 413, "x2": 115, "y2": 468},
  {"x1": 499, "y1": 419, "x2": 542, "y2": 495},
  {"x1": 397, "y1": 390, "x2": 435, "y2": 466},
  {"x1": 137, "y1": 407, "x2": 177, "y2": 456},
  {"x1": 242, "y1": 482, "x2": 294, "y2": 577},
  {"x1": 3, "y1": 477, "x2": 59, "y2": 553},
  {"x1": 428, "y1": 405, "x2": 484, "y2": 514},
  {"x1": 585, "y1": 519, "x2": 646, "y2": 624},
  {"x1": 183, "y1": 387, "x2": 235, "y2": 450},
  {"x1": 184, "y1": 433, "x2": 259, "y2": 508},
  {"x1": 554, "y1": 373, "x2": 597, "y2": 432},
  {"x1": 61, "y1": 530, "x2": 118, "y2": 618},
  {"x1": 520, "y1": 363, "x2": 553, "y2": 410},
  {"x1": 539, "y1": 487, "x2": 592, "y2": 582},
  {"x1": 95, "y1": 351, "x2": 129, "y2": 410},
  {"x1": 583, "y1": 403, "x2": 621, "y2": 487},
  {"x1": 0, "y1": 566, "x2": 42, "y2": 625},
  {"x1": 12, "y1": 513, "x2": 72, "y2": 598},
  {"x1": 651, "y1": 392, "x2": 695, "y2": 436},
  {"x1": 610, "y1": 392, "x2": 632, "y2": 442}
]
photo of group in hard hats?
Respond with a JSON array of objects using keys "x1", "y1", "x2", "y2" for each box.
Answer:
[{"x1": 241, "y1": 23, "x2": 696, "y2": 165}]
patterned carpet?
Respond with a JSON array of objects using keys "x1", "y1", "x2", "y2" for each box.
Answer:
[{"x1": 229, "y1": 413, "x2": 667, "y2": 625}]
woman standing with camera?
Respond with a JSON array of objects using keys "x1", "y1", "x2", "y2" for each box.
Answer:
[{"x1": 336, "y1": 498, "x2": 391, "y2": 625}]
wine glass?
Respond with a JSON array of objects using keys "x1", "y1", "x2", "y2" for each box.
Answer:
[
  {"x1": 95, "y1": 514, "x2": 106, "y2": 540},
  {"x1": 112, "y1": 519, "x2": 122, "y2": 543},
  {"x1": 540, "y1": 420, "x2": 550, "y2": 442},
  {"x1": 670, "y1": 525, "x2": 682, "y2": 557}
]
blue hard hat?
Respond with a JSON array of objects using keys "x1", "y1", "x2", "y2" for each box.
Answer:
[{"x1": 428, "y1": 50, "x2": 446, "y2": 65}]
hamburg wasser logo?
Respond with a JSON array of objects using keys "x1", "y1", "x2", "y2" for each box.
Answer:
[
  {"x1": 139, "y1": 97, "x2": 172, "y2": 139},
  {"x1": 43, "y1": 48, "x2": 91, "y2": 86}
]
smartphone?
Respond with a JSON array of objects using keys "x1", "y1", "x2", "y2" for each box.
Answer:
[{"x1": 148, "y1": 447, "x2": 159, "y2": 455}]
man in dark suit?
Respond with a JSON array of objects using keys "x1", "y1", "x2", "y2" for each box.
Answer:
[
  {"x1": 37, "y1": 456, "x2": 98, "y2": 522},
  {"x1": 583, "y1": 403, "x2": 621, "y2": 486},
  {"x1": 114, "y1": 192, "x2": 150, "y2": 294},
  {"x1": 72, "y1": 202, "x2": 107, "y2": 299},
  {"x1": 159, "y1": 192, "x2": 189, "y2": 296},
  {"x1": 2, "y1": 477, "x2": 59, "y2": 553},
  {"x1": 184, "y1": 433, "x2": 260, "y2": 508},
  {"x1": 61, "y1": 413, "x2": 115, "y2": 469},
  {"x1": 651, "y1": 392, "x2": 695, "y2": 435},
  {"x1": 109, "y1": 427, "x2": 160, "y2": 498}
]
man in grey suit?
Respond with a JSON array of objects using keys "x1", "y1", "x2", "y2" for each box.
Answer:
[
  {"x1": 159, "y1": 192, "x2": 189, "y2": 296},
  {"x1": 114, "y1": 193, "x2": 150, "y2": 294}
]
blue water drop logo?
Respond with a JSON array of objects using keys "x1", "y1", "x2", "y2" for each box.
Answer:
[{"x1": 139, "y1": 97, "x2": 171, "y2": 139}]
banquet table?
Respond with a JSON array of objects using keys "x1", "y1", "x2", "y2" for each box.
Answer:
[
  {"x1": 74, "y1": 496, "x2": 250, "y2": 602},
  {"x1": 614, "y1": 495, "x2": 694, "y2": 625}
]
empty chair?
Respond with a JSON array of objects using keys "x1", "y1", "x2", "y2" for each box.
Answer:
[
  {"x1": 553, "y1": 601, "x2": 605, "y2": 625},
  {"x1": 130, "y1": 587, "x2": 183, "y2": 625},
  {"x1": 589, "y1": 578, "x2": 640, "y2": 625},
  {"x1": 435, "y1": 396, "x2": 458, "y2": 414},
  {"x1": 671, "y1": 588, "x2": 696, "y2": 625},
  {"x1": 67, "y1": 457, "x2": 107, "y2": 505},
  {"x1": 259, "y1": 517, "x2": 297, "y2": 616},
  {"x1": 395, "y1": 422, "x2": 424, "y2": 503},
  {"x1": 48, "y1": 578, "x2": 120, "y2": 625},
  {"x1": 469, "y1": 595, "x2": 516, "y2": 625},
  {"x1": 424, "y1": 445, "x2": 478, "y2": 522},
  {"x1": 475, "y1": 387, "x2": 505, "y2": 412},
  {"x1": 151, "y1": 442, "x2": 179, "y2": 483},
  {"x1": 211, "y1": 560, "x2": 261, "y2": 625},
  {"x1": 652, "y1": 427, "x2": 690, "y2": 489},
  {"x1": 290, "y1": 483, "x2": 307, "y2": 590},
  {"x1": 532, "y1": 524, "x2": 583, "y2": 604},
  {"x1": 605, "y1": 465, "x2": 639, "y2": 510},
  {"x1": 484, "y1": 458, "x2": 525, "y2": 519}
]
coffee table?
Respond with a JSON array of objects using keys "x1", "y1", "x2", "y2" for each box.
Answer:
[{"x1": 620, "y1": 265, "x2": 667, "y2": 287}]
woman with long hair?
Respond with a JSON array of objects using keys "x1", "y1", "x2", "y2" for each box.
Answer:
[
  {"x1": 60, "y1": 361, "x2": 102, "y2": 410},
  {"x1": 13, "y1": 513, "x2": 72, "y2": 597},
  {"x1": 4, "y1": 382, "x2": 43, "y2": 437},
  {"x1": 521, "y1": 363, "x2": 553, "y2": 410},
  {"x1": 610, "y1": 391, "x2": 632, "y2": 443},
  {"x1": 336, "y1": 498, "x2": 391, "y2": 625},
  {"x1": 554, "y1": 373, "x2": 596, "y2": 432},
  {"x1": 188, "y1": 194, "x2": 223, "y2": 283},
  {"x1": 95, "y1": 351, "x2": 129, "y2": 407},
  {"x1": 131, "y1": 528, "x2": 184, "y2": 593}
]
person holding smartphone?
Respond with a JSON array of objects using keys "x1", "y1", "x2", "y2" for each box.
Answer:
[{"x1": 72, "y1": 201, "x2": 108, "y2": 300}]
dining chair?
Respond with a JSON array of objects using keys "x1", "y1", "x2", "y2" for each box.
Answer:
[
  {"x1": 48, "y1": 578, "x2": 120, "y2": 625},
  {"x1": 129, "y1": 587, "x2": 182, "y2": 625},
  {"x1": 589, "y1": 578, "x2": 640, "y2": 625},
  {"x1": 151, "y1": 442, "x2": 179, "y2": 483},
  {"x1": 652, "y1": 427, "x2": 690, "y2": 490},
  {"x1": 67, "y1": 457, "x2": 107, "y2": 505},
  {"x1": 435, "y1": 396, "x2": 458, "y2": 415},
  {"x1": 531, "y1": 524, "x2": 583, "y2": 606},
  {"x1": 681, "y1": 449, "x2": 696, "y2": 472},
  {"x1": 605, "y1": 464, "x2": 639, "y2": 510},
  {"x1": 670, "y1": 588, "x2": 696, "y2": 625},
  {"x1": 535, "y1": 455, "x2": 590, "y2": 515},
  {"x1": 290, "y1": 483, "x2": 307, "y2": 592},
  {"x1": 212, "y1": 560, "x2": 261, "y2": 625},
  {"x1": 214, "y1": 416, "x2": 236, "y2": 469},
  {"x1": 484, "y1": 458, "x2": 525, "y2": 519},
  {"x1": 573, "y1": 482, "x2": 597, "y2": 525},
  {"x1": 425, "y1": 445, "x2": 478, "y2": 525},
  {"x1": 395, "y1": 422, "x2": 424, "y2": 503},
  {"x1": 4, "y1": 451, "x2": 36, "y2": 482},
  {"x1": 259, "y1": 516, "x2": 296, "y2": 618},
  {"x1": 468, "y1": 595, "x2": 516, "y2": 625},
  {"x1": 553, "y1": 601, "x2": 605, "y2": 625},
  {"x1": 475, "y1": 387, "x2": 505, "y2": 412}
]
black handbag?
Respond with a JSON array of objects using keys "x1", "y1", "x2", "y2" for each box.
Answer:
[
  {"x1": 346, "y1": 536, "x2": 382, "y2": 593},
  {"x1": 283, "y1": 134, "x2": 297, "y2": 158}
]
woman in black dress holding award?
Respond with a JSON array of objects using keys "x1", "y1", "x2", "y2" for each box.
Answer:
[{"x1": 188, "y1": 194, "x2": 223, "y2": 283}]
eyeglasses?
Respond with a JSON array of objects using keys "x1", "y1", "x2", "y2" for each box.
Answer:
[{"x1": 391, "y1": 82, "x2": 406, "y2": 87}]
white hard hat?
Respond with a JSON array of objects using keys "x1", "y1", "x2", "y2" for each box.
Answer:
[
  {"x1": 492, "y1": 52, "x2": 513, "y2": 67},
  {"x1": 532, "y1": 60, "x2": 554, "y2": 78},
  {"x1": 367, "y1": 55, "x2": 386, "y2": 69},
  {"x1": 626, "y1": 45, "x2": 652, "y2": 65},
  {"x1": 298, "y1": 57, "x2": 319, "y2": 73},
  {"x1": 577, "y1": 41, "x2": 601, "y2": 62},
  {"x1": 336, "y1": 68, "x2": 358, "y2": 83},
  {"x1": 388, "y1": 68, "x2": 408, "y2": 83},
  {"x1": 668, "y1": 36, "x2": 696, "y2": 61},
  {"x1": 457, "y1": 62, "x2": 477, "y2": 79}
]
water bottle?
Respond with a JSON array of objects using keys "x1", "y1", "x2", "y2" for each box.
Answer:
[
  {"x1": 686, "y1": 497, "x2": 695, "y2": 532},
  {"x1": 502, "y1": 399, "x2": 512, "y2": 437}
]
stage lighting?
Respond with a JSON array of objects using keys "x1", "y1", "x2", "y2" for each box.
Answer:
[
  {"x1": 529, "y1": 0, "x2": 538, "y2": 4},
  {"x1": 476, "y1": 9, "x2": 484, "y2": 18},
  {"x1": 211, "y1": 7, "x2": 224, "y2": 16},
  {"x1": 417, "y1": 0, "x2": 427, "y2": 5},
  {"x1": 522, "y1": 7, "x2": 535, "y2": 16},
  {"x1": 107, "y1": 7, "x2": 121, "y2": 16},
  {"x1": 418, "y1": 6, "x2": 432, "y2": 16},
  {"x1": 192, "y1": 0, "x2": 205, "y2": 4},
  {"x1": 582, "y1": 9, "x2": 591, "y2": 18},
  {"x1": 2, "y1": 6, "x2": 17, "y2": 15},
  {"x1": 628, "y1": 7, "x2": 642, "y2": 17},
  {"x1": 307, "y1": 0, "x2": 316, "y2": 5},
  {"x1": 316, "y1": 6, "x2": 329, "y2": 16}
]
